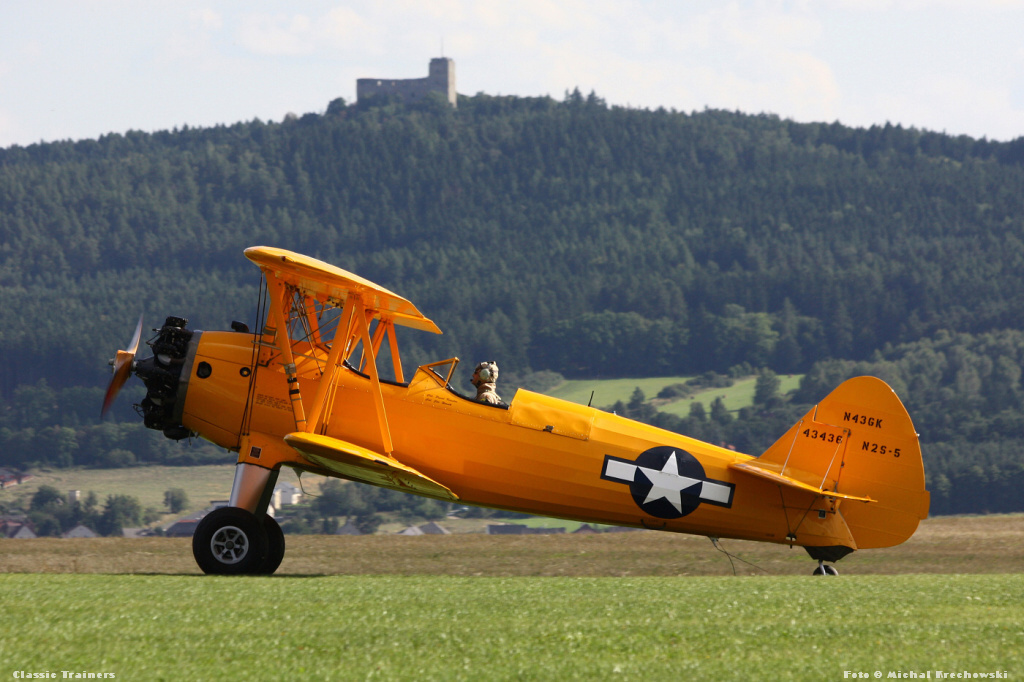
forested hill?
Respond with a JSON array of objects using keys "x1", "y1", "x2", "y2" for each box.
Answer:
[
  {"x1": 3, "y1": 90, "x2": 1024, "y2": 394},
  {"x1": 2, "y1": 92, "x2": 1024, "y2": 512}
]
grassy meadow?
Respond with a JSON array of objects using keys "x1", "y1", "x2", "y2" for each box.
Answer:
[
  {"x1": 547, "y1": 373, "x2": 804, "y2": 416},
  {"x1": 1, "y1": 378, "x2": 1018, "y2": 679},
  {"x1": 1, "y1": 516, "x2": 1021, "y2": 680},
  {"x1": 0, "y1": 573, "x2": 1019, "y2": 681}
]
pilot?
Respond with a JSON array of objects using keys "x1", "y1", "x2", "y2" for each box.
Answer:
[{"x1": 471, "y1": 361, "x2": 503, "y2": 405}]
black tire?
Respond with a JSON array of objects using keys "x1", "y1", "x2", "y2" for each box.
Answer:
[
  {"x1": 256, "y1": 514, "x2": 286, "y2": 575},
  {"x1": 192, "y1": 507, "x2": 268, "y2": 575},
  {"x1": 812, "y1": 564, "x2": 840, "y2": 576}
]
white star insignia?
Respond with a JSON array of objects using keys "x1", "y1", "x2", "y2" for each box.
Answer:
[{"x1": 636, "y1": 451, "x2": 702, "y2": 513}]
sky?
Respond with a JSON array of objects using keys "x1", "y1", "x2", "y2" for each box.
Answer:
[{"x1": 2, "y1": 0, "x2": 1024, "y2": 149}]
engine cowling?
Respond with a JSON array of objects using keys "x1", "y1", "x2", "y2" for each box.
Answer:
[{"x1": 134, "y1": 316, "x2": 201, "y2": 440}]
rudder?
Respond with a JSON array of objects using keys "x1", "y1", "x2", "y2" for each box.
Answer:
[
  {"x1": 742, "y1": 376, "x2": 930, "y2": 551},
  {"x1": 809, "y1": 376, "x2": 930, "y2": 548}
]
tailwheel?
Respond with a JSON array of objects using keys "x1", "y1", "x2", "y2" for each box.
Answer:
[
  {"x1": 812, "y1": 560, "x2": 839, "y2": 576},
  {"x1": 257, "y1": 514, "x2": 286, "y2": 575},
  {"x1": 193, "y1": 507, "x2": 268, "y2": 575}
]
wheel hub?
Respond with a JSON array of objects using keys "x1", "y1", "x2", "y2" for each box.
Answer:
[{"x1": 210, "y1": 525, "x2": 249, "y2": 564}]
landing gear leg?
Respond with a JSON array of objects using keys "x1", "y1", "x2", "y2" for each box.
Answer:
[
  {"x1": 812, "y1": 560, "x2": 839, "y2": 576},
  {"x1": 192, "y1": 462, "x2": 286, "y2": 575}
]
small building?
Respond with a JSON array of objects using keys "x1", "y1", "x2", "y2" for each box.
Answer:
[
  {"x1": 334, "y1": 520, "x2": 362, "y2": 536},
  {"x1": 397, "y1": 522, "x2": 451, "y2": 536},
  {"x1": 62, "y1": 524, "x2": 98, "y2": 539},
  {"x1": 164, "y1": 501, "x2": 229, "y2": 537},
  {"x1": 0, "y1": 468, "x2": 31, "y2": 488},
  {"x1": 1, "y1": 520, "x2": 37, "y2": 539},
  {"x1": 486, "y1": 523, "x2": 565, "y2": 535},
  {"x1": 165, "y1": 520, "x2": 199, "y2": 537},
  {"x1": 9, "y1": 524, "x2": 37, "y2": 539},
  {"x1": 573, "y1": 524, "x2": 600, "y2": 534},
  {"x1": 272, "y1": 481, "x2": 302, "y2": 508}
]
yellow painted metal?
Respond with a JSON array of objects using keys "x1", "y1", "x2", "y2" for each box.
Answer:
[
  {"x1": 284, "y1": 432, "x2": 457, "y2": 501},
  {"x1": 176, "y1": 248, "x2": 930, "y2": 556},
  {"x1": 304, "y1": 302, "x2": 356, "y2": 434},
  {"x1": 730, "y1": 460, "x2": 874, "y2": 502},
  {"x1": 350, "y1": 297, "x2": 394, "y2": 455},
  {"x1": 245, "y1": 246, "x2": 442, "y2": 334},
  {"x1": 385, "y1": 320, "x2": 404, "y2": 383},
  {"x1": 267, "y1": 278, "x2": 308, "y2": 431}
]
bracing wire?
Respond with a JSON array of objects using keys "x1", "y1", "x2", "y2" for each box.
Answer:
[
  {"x1": 708, "y1": 537, "x2": 772, "y2": 576},
  {"x1": 240, "y1": 273, "x2": 267, "y2": 437}
]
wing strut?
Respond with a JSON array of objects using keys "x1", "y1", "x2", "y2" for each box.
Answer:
[
  {"x1": 350, "y1": 298, "x2": 394, "y2": 455},
  {"x1": 304, "y1": 302, "x2": 357, "y2": 434},
  {"x1": 268, "y1": 279, "x2": 308, "y2": 432}
]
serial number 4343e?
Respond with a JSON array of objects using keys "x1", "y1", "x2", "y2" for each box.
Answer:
[{"x1": 802, "y1": 428, "x2": 843, "y2": 444}]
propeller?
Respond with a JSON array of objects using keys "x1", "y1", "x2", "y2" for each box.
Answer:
[{"x1": 101, "y1": 315, "x2": 144, "y2": 418}]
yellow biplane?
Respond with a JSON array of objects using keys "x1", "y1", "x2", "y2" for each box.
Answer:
[{"x1": 103, "y1": 247, "x2": 930, "y2": 575}]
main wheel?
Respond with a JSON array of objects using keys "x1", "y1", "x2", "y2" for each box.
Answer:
[
  {"x1": 812, "y1": 563, "x2": 839, "y2": 576},
  {"x1": 193, "y1": 507, "x2": 268, "y2": 575},
  {"x1": 256, "y1": 514, "x2": 286, "y2": 575}
]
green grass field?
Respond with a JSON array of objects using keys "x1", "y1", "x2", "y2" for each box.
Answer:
[
  {"x1": 548, "y1": 375, "x2": 697, "y2": 406},
  {"x1": 1, "y1": 516, "x2": 1021, "y2": 679},
  {"x1": 547, "y1": 373, "x2": 804, "y2": 416},
  {"x1": 0, "y1": 573, "x2": 1019, "y2": 681}
]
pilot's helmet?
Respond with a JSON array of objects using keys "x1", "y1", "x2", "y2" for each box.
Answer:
[{"x1": 472, "y1": 361, "x2": 499, "y2": 386}]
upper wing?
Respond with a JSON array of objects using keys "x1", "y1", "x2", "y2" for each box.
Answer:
[
  {"x1": 245, "y1": 246, "x2": 442, "y2": 334},
  {"x1": 245, "y1": 246, "x2": 440, "y2": 446}
]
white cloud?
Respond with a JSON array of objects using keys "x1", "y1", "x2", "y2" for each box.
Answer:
[
  {"x1": 872, "y1": 74, "x2": 1024, "y2": 138},
  {"x1": 190, "y1": 7, "x2": 223, "y2": 31},
  {"x1": 233, "y1": 7, "x2": 385, "y2": 57},
  {"x1": 2, "y1": 0, "x2": 1023, "y2": 145},
  {"x1": 237, "y1": 13, "x2": 316, "y2": 56},
  {"x1": 0, "y1": 108, "x2": 15, "y2": 146},
  {"x1": 318, "y1": 7, "x2": 379, "y2": 51},
  {"x1": 834, "y1": 0, "x2": 1024, "y2": 8}
]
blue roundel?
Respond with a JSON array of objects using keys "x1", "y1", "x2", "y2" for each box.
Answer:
[{"x1": 601, "y1": 446, "x2": 735, "y2": 520}]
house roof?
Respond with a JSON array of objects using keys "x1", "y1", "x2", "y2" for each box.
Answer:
[
  {"x1": 62, "y1": 524, "x2": 98, "y2": 538},
  {"x1": 165, "y1": 520, "x2": 199, "y2": 537},
  {"x1": 334, "y1": 520, "x2": 362, "y2": 535},
  {"x1": 486, "y1": 523, "x2": 565, "y2": 535}
]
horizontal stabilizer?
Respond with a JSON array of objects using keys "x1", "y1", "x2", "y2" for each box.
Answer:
[
  {"x1": 284, "y1": 432, "x2": 458, "y2": 502},
  {"x1": 730, "y1": 460, "x2": 874, "y2": 502}
]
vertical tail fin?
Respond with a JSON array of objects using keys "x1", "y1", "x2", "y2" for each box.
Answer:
[
  {"x1": 734, "y1": 376, "x2": 930, "y2": 550},
  {"x1": 810, "y1": 376, "x2": 929, "y2": 548}
]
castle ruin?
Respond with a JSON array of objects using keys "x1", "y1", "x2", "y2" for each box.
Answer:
[{"x1": 356, "y1": 58, "x2": 457, "y2": 108}]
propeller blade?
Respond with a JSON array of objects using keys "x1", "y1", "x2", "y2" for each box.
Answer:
[
  {"x1": 101, "y1": 315, "x2": 144, "y2": 418},
  {"x1": 127, "y1": 313, "x2": 143, "y2": 356}
]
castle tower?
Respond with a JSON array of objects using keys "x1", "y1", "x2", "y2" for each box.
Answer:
[
  {"x1": 427, "y1": 58, "x2": 456, "y2": 107},
  {"x1": 356, "y1": 58, "x2": 457, "y2": 108}
]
